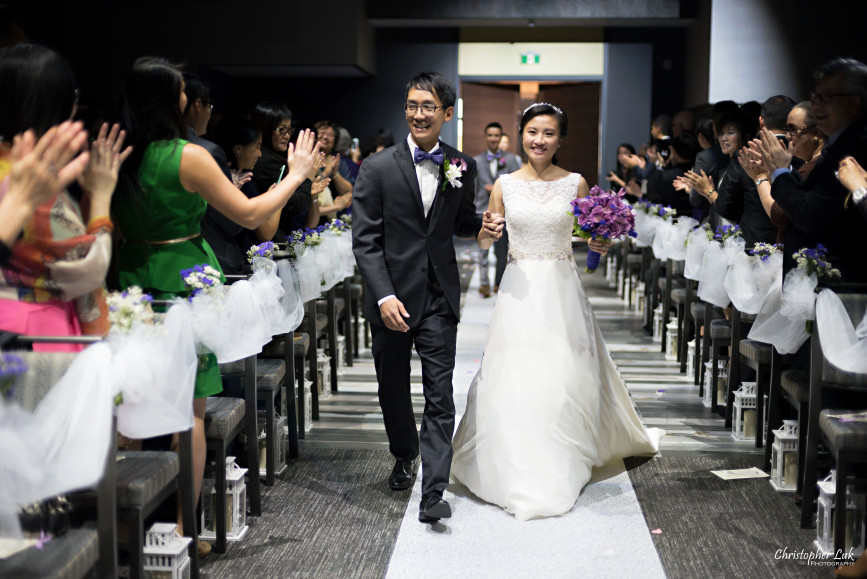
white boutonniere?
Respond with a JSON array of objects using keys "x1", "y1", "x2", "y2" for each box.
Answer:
[{"x1": 443, "y1": 158, "x2": 467, "y2": 191}]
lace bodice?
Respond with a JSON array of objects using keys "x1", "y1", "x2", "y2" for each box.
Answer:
[{"x1": 502, "y1": 173, "x2": 581, "y2": 261}]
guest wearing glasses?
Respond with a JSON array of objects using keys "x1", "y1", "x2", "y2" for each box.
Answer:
[
  {"x1": 749, "y1": 57, "x2": 867, "y2": 281},
  {"x1": 251, "y1": 102, "x2": 320, "y2": 236},
  {"x1": 740, "y1": 101, "x2": 826, "y2": 243},
  {"x1": 313, "y1": 120, "x2": 353, "y2": 222}
]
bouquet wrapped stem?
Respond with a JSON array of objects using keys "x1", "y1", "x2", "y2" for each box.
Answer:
[{"x1": 570, "y1": 185, "x2": 636, "y2": 274}]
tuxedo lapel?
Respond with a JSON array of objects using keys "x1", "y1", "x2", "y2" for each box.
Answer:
[
  {"x1": 428, "y1": 143, "x2": 449, "y2": 231},
  {"x1": 394, "y1": 142, "x2": 425, "y2": 219}
]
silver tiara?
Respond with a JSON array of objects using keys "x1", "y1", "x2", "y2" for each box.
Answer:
[{"x1": 523, "y1": 102, "x2": 563, "y2": 115}]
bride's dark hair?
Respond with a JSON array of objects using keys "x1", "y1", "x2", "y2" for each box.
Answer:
[{"x1": 519, "y1": 103, "x2": 568, "y2": 165}]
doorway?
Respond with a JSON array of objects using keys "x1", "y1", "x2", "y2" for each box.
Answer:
[{"x1": 459, "y1": 80, "x2": 601, "y2": 186}]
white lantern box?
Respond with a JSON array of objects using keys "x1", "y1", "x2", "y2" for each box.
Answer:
[
  {"x1": 316, "y1": 349, "x2": 332, "y2": 400},
  {"x1": 201, "y1": 457, "x2": 249, "y2": 542},
  {"x1": 731, "y1": 382, "x2": 758, "y2": 441},
  {"x1": 297, "y1": 379, "x2": 312, "y2": 432},
  {"x1": 769, "y1": 420, "x2": 799, "y2": 492},
  {"x1": 652, "y1": 305, "x2": 664, "y2": 342},
  {"x1": 634, "y1": 281, "x2": 645, "y2": 315},
  {"x1": 815, "y1": 471, "x2": 867, "y2": 556},
  {"x1": 616, "y1": 266, "x2": 625, "y2": 297},
  {"x1": 143, "y1": 523, "x2": 191, "y2": 579},
  {"x1": 686, "y1": 340, "x2": 696, "y2": 381},
  {"x1": 257, "y1": 411, "x2": 288, "y2": 478},
  {"x1": 335, "y1": 335, "x2": 346, "y2": 376},
  {"x1": 664, "y1": 320, "x2": 679, "y2": 361},
  {"x1": 702, "y1": 361, "x2": 728, "y2": 408}
]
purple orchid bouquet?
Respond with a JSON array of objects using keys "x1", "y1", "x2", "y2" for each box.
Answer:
[{"x1": 570, "y1": 185, "x2": 637, "y2": 273}]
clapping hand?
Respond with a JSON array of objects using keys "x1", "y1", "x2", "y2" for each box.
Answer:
[
  {"x1": 752, "y1": 128, "x2": 792, "y2": 173},
  {"x1": 620, "y1": 154, "x2": 646, "y2": 170},
  {"x1": 682, "y1": 169, "x2": 713, "y2": 197},
  {"x1": 480, "y1": 210, "x2": 505, "y2": 242},
  {"x1": 232, "y1": 170, "x2": 253, "y2": 189},
  {"x1": 738, "y1": 144, "x2": 766, "y2": 181},
  {"x1": 9, "y1": 122, "x2": 91, "y2": 210},
  {"x1": 672, "y1": 175, "x2": 691, "y2": 192},
  {"x1": 333, "y1": 192, "x2": 352, "y2": 210},
  {"x1": 837, "y1": 156, "x2": 867, "y2": 193},
  {"x1": 311, "y1": 175, "x2": 331, "y2": 196},
  {"x1": 287, "y1": 129, "x2": 319, "y2": 180},
  {"x1": 78, "y1": 122, "x2": 133, "y2": 209}
]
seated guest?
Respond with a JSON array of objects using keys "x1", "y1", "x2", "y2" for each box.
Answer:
[
  {"x1": 251, "y1": 102, "x2": 320, "y2": 237},
  {"x1": 0, "y1": 44, "x2": 130, "y2": 350},
  {"x1": 606, "y1": 143, "x2": 638, "y2": 201},
  {"x1": 313, "y1": 120, "x2": 353, "y2": 222},
  {"x1": 740, "y1": 101, "x2": 826, "y2": 244},
  {"x1": 182, "y1": 73, "x2": 248, "y2": 273},
  {"x1": 114, "y1": 57, "x2": 318, "y2": 554},
  {"x1": 0, "y1": 126, "x2": 91, "y2": 267},
  {"x1": 755, "y1": 57, "x2": 867, "y2": 281},
  {"x1": 686, "y1": 116, "x2": 729, "y2": 226},
  {"x1": 646, "y1": 132, "x2": 699, "y2": 216}
]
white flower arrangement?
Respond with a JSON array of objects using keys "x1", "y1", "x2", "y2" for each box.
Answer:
[
  {"x1": 442, "y1": 158, "x2": 467, "y2": 191},
  {"x1": 180, "y1": 264, "x2": 223, "y2": 298},
  {"x1": 106, "y1": 286, "x2": 154, "y2": 334},
  {"x1": 247, "y1": 241, "x2": 275, "y2": 263}
]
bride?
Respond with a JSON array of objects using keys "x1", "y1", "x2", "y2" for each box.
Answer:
[{"x1": 451, "y1": 103, "x2": 661, "y2": 521}]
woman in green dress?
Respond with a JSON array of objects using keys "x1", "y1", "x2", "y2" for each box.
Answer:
[{"x1": 113, "y1": 57, "x2": 318, "y2": 551}]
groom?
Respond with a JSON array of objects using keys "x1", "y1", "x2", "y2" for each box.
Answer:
[{"x1": 352, "y1": 72, "x2": 502, "y2": 523}]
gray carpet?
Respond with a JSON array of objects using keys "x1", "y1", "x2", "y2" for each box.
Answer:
[
  {"x1": 200, "y1": 448, "x2": 410, "y2": 578},
  {"x1": 625, "y1": 455, "x2": 831, "y2": 579}
]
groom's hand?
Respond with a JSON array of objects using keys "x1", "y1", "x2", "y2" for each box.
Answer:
[
  {"x1": 380, "y1": 297, "x2": 410, "y2": 332},
  {"x1": 480, "y1": 210, "x2": 504, "y2": 241}
]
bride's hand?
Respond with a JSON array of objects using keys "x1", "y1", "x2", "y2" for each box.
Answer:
[
  {"x1": 480, "y1": 210, "x2": 504, "y2": 241},
  {"x1": 588, "y1": 238, "x2": 611, "y2": 256}
]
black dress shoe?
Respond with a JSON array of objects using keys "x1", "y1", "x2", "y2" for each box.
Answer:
[
  {"x1": 419, "y1": 492, "x2": 451, "y2": 522},
  {"x1": 388, "y1": 460, "x2": 414, "y2": 491}
]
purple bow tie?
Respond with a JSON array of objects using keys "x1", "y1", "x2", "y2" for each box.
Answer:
[
  {"x1": 485, "y1": 150, "x2": 502, "y2": 162},
  {"x1": 414, "y1": 148, "x2": 444, "y2": 166}
]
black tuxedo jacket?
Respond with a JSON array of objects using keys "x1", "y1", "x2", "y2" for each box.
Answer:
[
  {"x1": 771, "y1": 119, "x2": 867, "y2": 281},
  {"x1": 352, "y1": 139, "x2": 482, "y2": 328}
]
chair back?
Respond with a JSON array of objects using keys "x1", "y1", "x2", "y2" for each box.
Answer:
[{"x1": 820, "y1": 292, "x2": 867, "y2": 388}]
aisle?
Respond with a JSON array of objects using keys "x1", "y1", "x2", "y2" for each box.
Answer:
[{"x1": 383, "y1": 257, "x2": 665, "y2": 578}]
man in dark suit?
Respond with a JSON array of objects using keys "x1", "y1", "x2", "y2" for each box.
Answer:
[
  {"x1": 473, "y1": 122, "x2": 521, "y2": 296},
  {"x1": 352, "y1": 72, "x2": 502, "y2": 523},
  {"x1": 754, "y1": 57, "x2": 867, "y2": 282}
]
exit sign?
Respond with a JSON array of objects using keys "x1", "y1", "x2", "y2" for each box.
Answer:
[{"x1": 521, "y1": 52, "x2": 540, "y2": 64}]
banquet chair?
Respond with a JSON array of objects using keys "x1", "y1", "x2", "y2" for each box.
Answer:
[
  {"x1": 659, "y1": 259, "x2": 685, "y2": 354},
  {"x1": 0, "y1": 336, "x2": 120, "y2": 579},
  {"x1": 798, "y1": 290, "x2": 867, "y2": 530}
]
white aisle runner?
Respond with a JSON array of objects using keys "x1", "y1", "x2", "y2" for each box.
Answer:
[{"x1": 385, "y1": 264, "x2": 666, "y2": 578}]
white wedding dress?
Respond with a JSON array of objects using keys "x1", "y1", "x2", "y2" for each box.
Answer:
[{"x1": 451, "y1": 173, "x2": 662, "y2": 521}]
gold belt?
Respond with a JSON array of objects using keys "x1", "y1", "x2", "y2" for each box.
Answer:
[{"x1": 129, "y1": 233, "x2": 201, "y2": 245}]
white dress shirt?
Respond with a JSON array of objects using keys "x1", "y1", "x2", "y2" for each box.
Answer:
[{"x1": 407, "y1": 133, "x2": 441, "y2": 218}]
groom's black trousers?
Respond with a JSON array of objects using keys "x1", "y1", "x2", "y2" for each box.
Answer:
[{"x1": 371, "y1": 280, "x2": 458, "y2": 496}]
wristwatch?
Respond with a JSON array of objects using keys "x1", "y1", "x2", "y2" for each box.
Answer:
[
  {"x1": 852, "y1": 187, "x2": 866, "y2": 205},
  {"x1": 755, "y1": 177, "x2": 769, "y2": 186}
]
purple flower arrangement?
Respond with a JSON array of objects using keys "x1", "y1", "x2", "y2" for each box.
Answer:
[
  {"x1": 0, "y1": 352, "x2": 27, "y2": 401},
  {"x1": 180, "y1": 264, "x2": 223, "y2": 298},
  {"x1": 247, "y1": 241, "x2": 275, "y2": 263},
  {"x1": 713, "y1": 224, "x2": 742, "y2": 242},
  {"x1": 793, "y1": 243, "x2": 841, "y2": 279},
  {"x1": 570, "y1": 185, "x2": 637, "y2": 273}
]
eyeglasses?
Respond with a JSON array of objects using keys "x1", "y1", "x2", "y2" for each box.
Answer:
[
  {"x1": 784, "y1": 124, "x2": 816, "y2": 136},
  {"x1": 404, "y1": 103, "x2": 444, "y2": 115},
  {"x1": 810, "y1": 92, "x2": 857, "y2": 104},
  {"x1": 274, "y1": 126, "x2": 294, "y2": 137}
]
